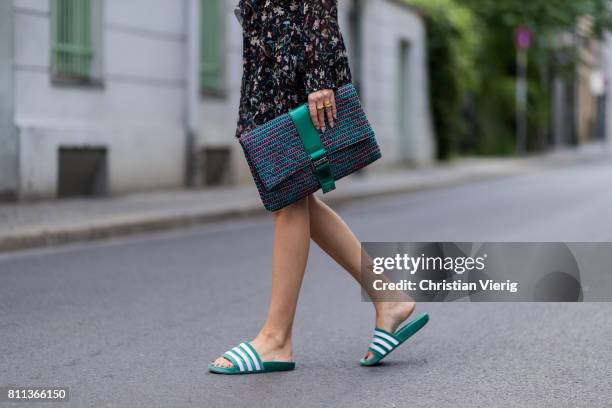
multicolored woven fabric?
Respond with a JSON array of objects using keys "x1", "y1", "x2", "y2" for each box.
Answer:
[{"x1": 239, "y1": 83, "x2": 381, "y2": 212}]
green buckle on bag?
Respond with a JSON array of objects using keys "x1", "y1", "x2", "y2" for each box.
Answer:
[
  {"x1": 309, "y1": 149, "x2": 335, "y2": 193},
  {"x1": 289, "y1": 105, "x2": 336, "y2": 193}
]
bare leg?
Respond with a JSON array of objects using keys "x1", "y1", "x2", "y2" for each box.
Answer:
[
  {"x1": 213, "y1": 196, "x2": 311, "y2": 367},
  {"x1": 307, "y1": 195, "x2": 415, "y2": 361}
]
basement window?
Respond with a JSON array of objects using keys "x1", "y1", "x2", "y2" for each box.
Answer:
[{"x1": 58, "y1": 146, "x2": 108, "y2": 197}]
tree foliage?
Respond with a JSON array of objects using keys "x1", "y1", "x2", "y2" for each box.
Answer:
[
  {"x1": 408, "y1": 0, "x2": 612, "y2": 157},
  {"x1": 407, "y1": 0, "x2": 477, "y2": 159},
  {"x1": 459, "y1": 0, "x2": 612, "y2": 38}
]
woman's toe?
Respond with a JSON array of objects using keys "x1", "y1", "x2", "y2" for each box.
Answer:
[{"x1": 213, "y1": 357, "x2": 233, "y2": 368}]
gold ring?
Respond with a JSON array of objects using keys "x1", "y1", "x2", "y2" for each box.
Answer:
[{"x1": 324, "y1": 101, "x2": 332, "y2": 107}]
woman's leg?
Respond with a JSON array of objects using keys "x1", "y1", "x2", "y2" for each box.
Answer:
[
  {"x1": 213, "y1": 196, "x2": 311, "y2": 367},
  {"x1": 307, "y1": 195, "x2": 415, "y2": 360}
]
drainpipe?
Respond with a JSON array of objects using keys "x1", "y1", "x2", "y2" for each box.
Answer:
[
  {"x1": 0, "y1": 1, "x2": 19, "y2": 201},
  {"x1": 185, "y1": 0, "x2": 201, "y2": 187}
]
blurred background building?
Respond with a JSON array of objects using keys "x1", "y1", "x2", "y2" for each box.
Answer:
[
  {"x1": 1, "y1": 0, "x2": 610, "y2": 202},
  {"x1": 552, "y1": 15, "x2": 607, "y2": 147},
  {"x1": 0, "y1": 0, "x2": 434, "y2": 201},
  {"x1": 1, "y1": 0, "x2": 194, "y2": 200}
]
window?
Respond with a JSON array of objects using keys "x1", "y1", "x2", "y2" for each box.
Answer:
[
  {"x1": 51, "y1": 0, "x2": 93, "y2": 80},
  {"x1": 200, "y1": 0, "x2": 224, "y2": 95},
  {"x1": 58, "y1": 146, "x2": 108, "y2": 197}
]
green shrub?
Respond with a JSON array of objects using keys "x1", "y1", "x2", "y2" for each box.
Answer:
[
  {"x1": 408, "y1": 0, "x2": 612, "y2": 157},
  {"x1": 407, "y1": 0, "x2": 477, "y2": 159}
]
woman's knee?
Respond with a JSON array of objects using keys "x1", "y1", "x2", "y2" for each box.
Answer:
[
  {"x1": 307, "y1": 194, "x2": 324, "y2": 212},
  {"x1": 305, "y1": 194, "x2": 325, "y2": 212}
]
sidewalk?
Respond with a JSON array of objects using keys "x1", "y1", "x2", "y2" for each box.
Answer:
[{"x1": 0, "y1": 142, "x2": 609, "y2": 252}]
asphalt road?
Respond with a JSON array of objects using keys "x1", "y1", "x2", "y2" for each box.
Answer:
[{"x1": 1, "y1": 158, "x2": 612, "y2": 407}]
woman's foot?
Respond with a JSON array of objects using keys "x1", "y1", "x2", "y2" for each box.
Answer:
[
  {"x1": 362, "y1": 301, "x2": 416, "y2": 362},
  {"x1": 211, "y1": 332, "x2": 292, "y2": 368}
]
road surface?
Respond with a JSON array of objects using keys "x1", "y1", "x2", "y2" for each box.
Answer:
[{"x1": 1, "y1": 158, "x2": 612, "y2": 407}]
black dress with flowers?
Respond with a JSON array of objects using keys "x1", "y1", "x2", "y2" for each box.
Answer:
[{"x1": 234, "y1": 0, "x2": 352, "y2": 138}]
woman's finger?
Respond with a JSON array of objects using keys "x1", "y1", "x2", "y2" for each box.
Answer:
[
  {"x1": 324, "y1": 90, "x2": 335, "y2": 128},
  {"x1": 316, "y1": 94, "x2": 326, "y2": 131},
  {"x1": 308, "y1": 95, "x2": 320, "y2": 130},
  {"x1": 330, "y1": 91, "x2": 338, "y2": 120}
]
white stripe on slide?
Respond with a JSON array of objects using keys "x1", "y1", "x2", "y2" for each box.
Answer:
[
  {"x1": 226, "y1": 350, "x2": 245, "y2": 372},
  {"x1": 233, "y1": 347, "x2": 253, "y2": 372},
  {"x1": 240, "y1": 343, "x2": 261, "y2": 371},
  {"x1": 370, "y1": 343, "x2": 387, "y2": 356},
  {"x1": 374, "y1": 330, "x2": 399, "y2": 346},
  {"x1": 373, "y1": 337, "x2": 393, "y2": 351}
]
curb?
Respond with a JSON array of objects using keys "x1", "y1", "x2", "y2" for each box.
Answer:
[
  {"x1": 0, "y1": 171, "x2": 495, "y2": 253},
  {"x1": 0, "y1": 206, "x2": 264, "y2": 253},
  {"x1": 1, "y1": 146, "x2": 608, "y2": 252}
]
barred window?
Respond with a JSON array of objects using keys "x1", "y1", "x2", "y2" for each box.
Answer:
[
  {"x1": 200, "y1": 0, "x2": 224, "y2": 94},
  {"x1": 51, "y1": 0, "x2": 93, "y2": 80}
]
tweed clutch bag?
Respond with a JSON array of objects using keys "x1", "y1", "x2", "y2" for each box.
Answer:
[{"x1": 239, "y1": 83, "x2": 382, "y2": 212}]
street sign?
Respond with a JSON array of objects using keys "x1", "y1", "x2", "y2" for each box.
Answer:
[
  {"x1": 514, "y1": 25, "x2": 532, "y2": 153},
  {"x1": 514, "y1": 25, "x2": 533, "y2": 50}
]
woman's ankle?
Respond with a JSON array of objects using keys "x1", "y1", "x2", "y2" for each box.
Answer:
[
  {"x1": 374, "y1": 299, "x2": 415, "y2": 319},
  {"x1": 373, "y1": 295, "x2": 415, "y2": 313},
  {"x1": 254, "y1": 329, "x2": 292, "y2": 350},
  {"x1": 250, "y1": 329, "x2": 293, "y2": 361}
]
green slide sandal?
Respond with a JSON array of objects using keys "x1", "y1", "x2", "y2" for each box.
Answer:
[
  {"x1": 208, "y1": 341, "x2": 295, "y2": 375},
  {"x1": 360, "y1": 312, "x2": 430, "y2": 366}
]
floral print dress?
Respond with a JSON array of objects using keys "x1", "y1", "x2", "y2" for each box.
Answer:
[{"x1": 234, "y1": 0, "x2": 352, "y2": 138}]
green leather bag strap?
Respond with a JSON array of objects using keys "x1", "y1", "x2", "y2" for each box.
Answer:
[{"x1": 289, "y1": 104, "x2": 336, "y2": 193}]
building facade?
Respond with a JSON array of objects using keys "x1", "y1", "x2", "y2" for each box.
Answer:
[
  {"x1": 0, "y1": 0, "x2": 434, "y2": 201},
  {"x1": 552, "y1": 17, "x2": 609, "y2": 148}
]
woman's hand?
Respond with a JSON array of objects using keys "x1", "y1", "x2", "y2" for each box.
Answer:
[{"x1": 307, "y1": 89, "x2": 337, "y2": 132}]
